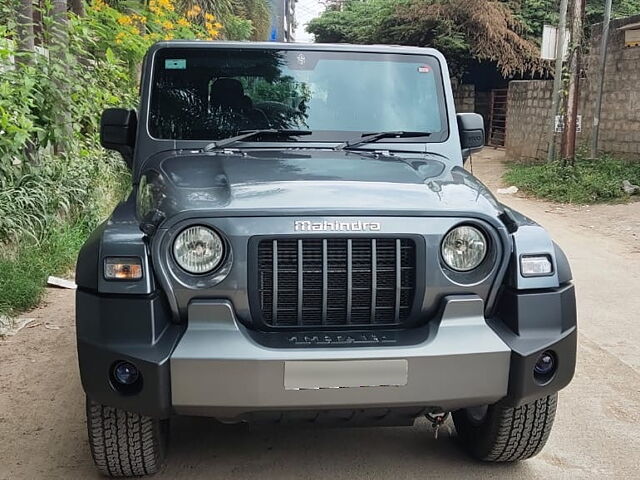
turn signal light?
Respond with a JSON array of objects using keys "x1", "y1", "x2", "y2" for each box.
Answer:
[
  {"x1": 104, "y1": 257, "x2": 143, "y2": 281},
  {"x1": 520, "y1": 255, "x2": 553, "y2": 277}
]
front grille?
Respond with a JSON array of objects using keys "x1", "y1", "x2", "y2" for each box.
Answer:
[{"x1": 257, "y1": 238, "x2": 416, "y2": 328}]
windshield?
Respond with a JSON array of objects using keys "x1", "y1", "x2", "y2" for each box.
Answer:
[{"x1": 148, "y1": 47, "x2": 448, "y2": 143}]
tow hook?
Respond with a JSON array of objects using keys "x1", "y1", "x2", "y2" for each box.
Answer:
[{"x1": 426, "y1": 411, "x2": 450, "y2": 440}]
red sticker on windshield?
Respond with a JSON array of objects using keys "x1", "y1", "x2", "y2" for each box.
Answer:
[{"x1": 418, "y1": 65, "x2": 431, "y2": 73}]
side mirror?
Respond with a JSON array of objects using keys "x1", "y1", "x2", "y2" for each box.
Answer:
[
  {"x1": 100, "y1": 108, "x2": 137, "y2": 168},
  {"x1": 457, "y1": 113, "x2": 485, "y2": 160}
]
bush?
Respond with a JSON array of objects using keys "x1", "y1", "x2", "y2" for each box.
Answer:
[{"x1": 503, "y1": 154, "x2": 640, "y2": 204}]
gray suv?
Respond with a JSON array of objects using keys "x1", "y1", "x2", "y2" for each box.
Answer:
[{"x1": 76, "y1": 41, "x2": 576, "y2": 477}]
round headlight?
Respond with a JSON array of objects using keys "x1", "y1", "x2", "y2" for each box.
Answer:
[
  {"x1": 173, "y1": 226, "x2": 224, "y2": 274},
  {"x1": 441, "y1": 225, "x2": 487, "y2": 272}
]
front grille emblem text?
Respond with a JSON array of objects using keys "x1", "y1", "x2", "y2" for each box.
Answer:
[{"x1": 294, "y1": 220, "x2": 382, "y2": 232}]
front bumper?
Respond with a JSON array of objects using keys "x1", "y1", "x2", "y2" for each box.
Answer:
[
  {"x1": 171, "y1": 296, "x2": 511, "y2": 417},
  {"x1": 76, "y1": 286, "x2": 576, "y2": 420}
]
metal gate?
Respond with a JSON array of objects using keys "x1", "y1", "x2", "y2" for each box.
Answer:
[{"x1": 488, "y1": 89, "x2": 508, "y2": 147}]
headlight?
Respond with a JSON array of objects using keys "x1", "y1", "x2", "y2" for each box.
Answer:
[
  {"x1": 441, "y1": 225, "x2": 487, "y2": 271},
  {"x1": 173, "y1": 226, "x2": 224, "y2": 274}
]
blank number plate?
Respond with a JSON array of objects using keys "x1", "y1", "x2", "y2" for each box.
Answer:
[{"x1": 284, "y1": 360, "x2": 408, "y2": 390}]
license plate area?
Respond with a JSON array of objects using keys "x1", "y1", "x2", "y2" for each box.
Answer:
[{"x1": 284, "y1": 360, "x2": 408, "y2": 390}]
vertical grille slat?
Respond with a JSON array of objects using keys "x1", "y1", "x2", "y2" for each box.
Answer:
[
  {"x1": 347, "y1": 239, "x2": 353, "y2": 325},
  {"x1": 272, "y1": 240, "x2": 278, "y2": 326},
  {"x1": 321, "y1": 239, "x2": 328, "y2": 325},
  {"x1": 370, "y1": 239, "x2": 377, "y2": 323},
  {"x1": 394, "y1": 239, "x2": 401, "y2": 323},
  {"x1": 257, "y1": 237, "x2": 415, "y2": 329},
  {"x1": 297, "y1": 239, "x2": 303, "y2": 325}
]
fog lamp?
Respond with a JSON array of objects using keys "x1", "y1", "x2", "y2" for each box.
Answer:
[
  {"x1": 533, "y1": 350, "x2": 557, "y2": 384},
  {"x1": 520, "y1": 255, "x2": 553, "y2": 277},
  {"x1": 112, "y1": 361, "x2": 139, "y2": 385}
]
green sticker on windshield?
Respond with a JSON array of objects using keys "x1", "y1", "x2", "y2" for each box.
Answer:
[{"x1": 165, "y1": 59, "x2": 186, "y2": 70}]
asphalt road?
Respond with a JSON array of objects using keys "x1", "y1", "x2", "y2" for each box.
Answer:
[{"x1": 1, "y1": 149, "x2": 639, "y2": 479}]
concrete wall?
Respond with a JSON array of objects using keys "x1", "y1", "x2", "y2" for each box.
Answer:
[{"x1": 506, "y1": 15, "x2": 640, "y2": 162}]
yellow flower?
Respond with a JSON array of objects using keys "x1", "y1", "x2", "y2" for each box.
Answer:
[
  {"x1": 115, "y1": 31, "x2": 127, "y2": 44},
  {"x1": 156, "y1": 0, "x2": 173, "y2": 10},
  {"x1": 186, "y1": 5, "x2": 201, "y2": 17},
  {"x1": 117, "y1": 15, "x2": 133, "y2": 26},
  {"x1": 161, "y1": 20, "x2": 175, "y2": 30},
  {"x1": 204, "y1": 13, "x2": 215, "y2": 22},
  {"x1": 177, "y1": 18, "x2": 190, "y2": 28}
]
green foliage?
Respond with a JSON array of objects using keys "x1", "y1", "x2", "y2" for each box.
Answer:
[
  {"x1": 0, "y1": 0, "x2": 261, "y2": 315},
  {"x1": 503, "y1": 154, "x2": 640, "y2": 203},
  {"x1": 307, "y1": 0, "x2": 473, "y2": 75},
  {"x1": 223, "y1": 14, "x2": 254, "y2": 40},
  {"x1": 0, "y1": 220, "x2": 95, "y2": 314},
  {"x1": 176, "y1": 0, "x2": 271, "y2": 40},
  {"x1": 509, "y1": 0, "x2": 557, "y2": 39},
  {"x1": 231, "y1": 0, "x2": 271, "y2": 40},
  {"x1": 0, "y1": 147, "x2": 129, "y2": 315},
  {"x1": 0, "y1": 6, "x2": 134, "y2": 316},
  {"x1": 511, "y1": 0, "x2": 640, "y2": 40},
  {"x1": 306, "y1": 0, "x2": 397, "y2": 44},
  {"x1": 585, "y1": 0, "x2": 640, "y2": 28}
]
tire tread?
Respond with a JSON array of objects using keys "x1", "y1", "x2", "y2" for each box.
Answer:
[
  {"x1": 453, "y1": 394, "x2": 557, "y2": 462},
  {"x1": 86, "y1": 397, "x2": 166, "y2": 477}
]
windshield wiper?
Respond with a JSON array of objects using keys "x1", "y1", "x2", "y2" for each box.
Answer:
[
  {"x1": 203, "y1": 129, "x2": 312, "y2": 151},
  {"x1": 334, "y1": 131, "x2": 431, "y2": 151}
]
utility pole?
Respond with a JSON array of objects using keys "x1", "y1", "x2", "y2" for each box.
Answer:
[
  {"x1": 561, "y1": 0, "x2": 586, "y2": 165},
  {"x1": 590, "y1": 0, "x2": 613, "y2": 158},
  {"x1": 547, "y1": 0, "x2": 570, "y2": 163}
]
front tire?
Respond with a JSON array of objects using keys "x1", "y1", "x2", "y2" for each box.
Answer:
[
  {"x1": 453, "y1": 394, "x2": 557, "y2": 462},
  {"x1": 86, "y1": 397, "x2": 168, "y2": 477}
]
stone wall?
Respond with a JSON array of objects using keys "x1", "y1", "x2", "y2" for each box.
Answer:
[
  {"x1": 505, "y1": 15, "x2": 640, "y2": 162},
  {"x1": 453, "y1": 83, "x2": 475, "y2": 113},
  {"x1": 504, "y1": 80, "x2": 555, "y2": 162},
  {"x1": 579, "y1": 14, "x2": 640, "y2": 157}
]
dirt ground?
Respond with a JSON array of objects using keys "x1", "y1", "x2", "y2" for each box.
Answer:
[{"x1": 1, "y1": 148, "x2": 639, "y2": 480}]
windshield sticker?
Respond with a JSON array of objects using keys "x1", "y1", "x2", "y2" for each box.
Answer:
[
  {"x1": 418, "y1": 65, "x2": 431, "y2": 73},
  {"x1": 165, "y1": 59, "x2": 187, "y2": 70}
]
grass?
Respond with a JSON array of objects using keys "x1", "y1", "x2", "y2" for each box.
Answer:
[
  {"x1": 0, "y1": 151, "x2": 129, "y2": 317},
  {"x1": 0, "y1": 220, "x2": 93, "y2": 315},
  {"x1": 503, "y1": 154, "x2": 640, "y2": 204}
]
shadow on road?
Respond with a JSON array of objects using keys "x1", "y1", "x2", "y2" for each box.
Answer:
[{"x1": 156, "y1": 415, "x2": 529, "y2": 479}]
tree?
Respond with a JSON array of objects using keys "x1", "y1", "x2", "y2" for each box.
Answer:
[
  {"x1": 51, "y1": 0, "x2": 72, "y2": 152},
  {"x1": 308, "y1": 0, "x2": 544, "y2": 77},
  {"x1": 510, "y1": 0, "x2": 640, "y2": 39},
  {"x1": 15, "y1": 0, "x2": 35, "y2": 67},
  {"x1": 69, "y1": 0, "x2": 86, "y2": 17},
  {"x1": 309, "y1": 0, "x2": 640, "y2": 77}
]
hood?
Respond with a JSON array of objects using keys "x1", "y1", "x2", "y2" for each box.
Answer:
[{"x1": 136, "y1": 149, "x2": 504, "y2": 225}]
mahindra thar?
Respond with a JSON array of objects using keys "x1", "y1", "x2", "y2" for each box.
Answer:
[{"x1": 76, "y1": 41, "x2": 576, "y2": 477}]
